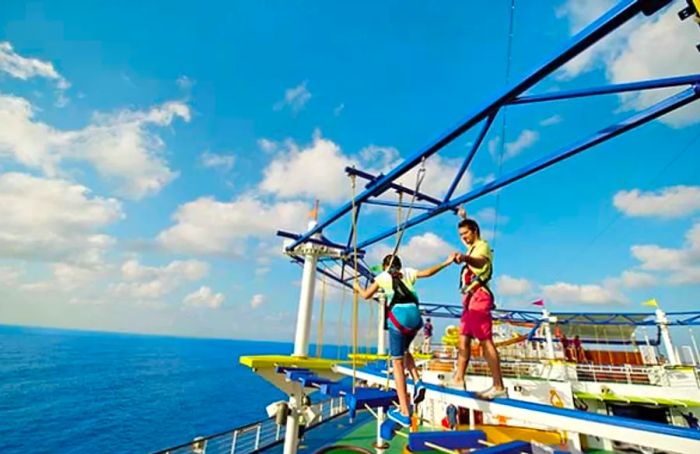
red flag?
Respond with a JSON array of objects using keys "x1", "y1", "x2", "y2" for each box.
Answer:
[{"x1": 531, "y1": 300, "x2": 545, "y2": 307}]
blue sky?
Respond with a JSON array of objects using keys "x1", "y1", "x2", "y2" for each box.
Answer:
[{"x1": 1, "y1": 0, "x2": 699, "y2": 341}]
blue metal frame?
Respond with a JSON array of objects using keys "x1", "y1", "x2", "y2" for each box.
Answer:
[{"x1": 280, "y1": 1, "x2": 700, "y2": 299}]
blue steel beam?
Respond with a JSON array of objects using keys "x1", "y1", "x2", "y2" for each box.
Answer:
[
  {"x1": 346, "y1": 167, "x2": 446, "y2": 207},
  {"x1": 510, "y1": 74, "x2": 700, "y2": 105},
  {"x1": 363, "y1": 199, "x2": 435, "y2": 211},
  {"x1": 277, "y1": 229, "x2": 351, "y2": 251},
  {"x1": 356, "y1": 84, "x2": 700, "y2": 250},
  {"x1": 444, "y1": 114, "x2": 497, "y2": 202},
  {"x1": 287, "y1": 0, "x2": 652, "y2": 251}
]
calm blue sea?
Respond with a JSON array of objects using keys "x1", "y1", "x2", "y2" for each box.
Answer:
[{"x1": 0, "y1": 325, "x2": 353, "y2": 454}]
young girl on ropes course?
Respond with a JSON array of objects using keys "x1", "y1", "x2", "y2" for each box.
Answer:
[
  {"x1": 354, "y1": 252, "x2": 457, "y2": 426},
  {"x1": 452, "y1": 208, "x2": 506, "y2": 399}
]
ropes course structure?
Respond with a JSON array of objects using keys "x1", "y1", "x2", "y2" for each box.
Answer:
[
  {"x1": 247, "y1": 2, "x2": 700, "y2": 454},
  {"x1": 279, "y1": 0, "x2": 700, "y2": 296}
]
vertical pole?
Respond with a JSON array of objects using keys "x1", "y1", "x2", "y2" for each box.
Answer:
[
  {"x1": 285, "y1": 220, "x2": 319, "y2": 454},
  {"x1": 293, "y1": 221, "x2": 319, "y2": 358},
  {"x1": 255, "y1": 425, "x2": 262, "y2": 451},
  {"x1": 283, "y1": 395, "x2": 300, "y2": 454},
  {"x1": 656, "y1": 309, "x2": 679, "y2": 365},
  {"x1": 690, "y1": 329, "x2": 700, "y2": 365},
  {"x1": 542, "y1": 309, "x2": 555, "y2": 360},
  {"x1": 375, "y1": 293, "x2": 389, "y2": 452},
  {"x1": 230, "y1": 430, "x2": 238, "y2": 454}
]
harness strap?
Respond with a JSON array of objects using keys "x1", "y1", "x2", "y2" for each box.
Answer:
[{"x1": 387, "y1": 309, "x2": 419, "y2": 336}]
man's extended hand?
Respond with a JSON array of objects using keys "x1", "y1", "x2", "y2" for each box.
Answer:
[{"x1": 457, "y1": 206, "x2": 467, "y2": 220}]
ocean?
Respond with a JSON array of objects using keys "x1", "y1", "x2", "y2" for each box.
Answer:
[{"x1": 0, "y1": 325, "x2": 353, "y2": 454}]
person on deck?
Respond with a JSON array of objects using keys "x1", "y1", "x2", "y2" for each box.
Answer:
[
  {"x1": 451, "y1": 209, "x2": 506, "y2": 400},
  {"x1": 682, "y1": 411, "x2": 700, "y2": 429},
  {"x1": 560, "y1": 333, "x2": 571, "y2": 361},
  {"x1": 422, "y1": 318, "x2": 434, "y2": 353},
  {"x1": 573, "y1": 335, "x2": 586, "y2": 363},
  {"x1": 354, "y1": 253, "x2": 457, "y2": 427}
]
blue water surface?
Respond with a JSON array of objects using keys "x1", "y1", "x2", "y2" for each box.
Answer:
[{"x1": 0, "y1": 325, "x2": 352, "y2": 453}]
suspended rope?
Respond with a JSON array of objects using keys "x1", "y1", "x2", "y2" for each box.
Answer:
[
  {"x1": 490, "y1": 0, "x2": 517, "y2": 247},
  {"x1": 366, "y1": 296, "x2": 375, "y2": 354},
  {"x1": 315, "y1": 277, "x2": 327, "y2": 358},
  {"x1": 386, "y1": 159, "x2": 427, "y2": 272},
  {"x1": 337, "y1": 273, "x2": 347, "y2": 360}
]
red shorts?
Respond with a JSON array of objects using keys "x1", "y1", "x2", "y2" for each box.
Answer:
[{"x1": 459, "y1": 288, "x2": 493, "y2": 340}]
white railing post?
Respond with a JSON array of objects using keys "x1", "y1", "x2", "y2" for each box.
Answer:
[
  {"x1": 255, "y1": 425, "x2": 262, "y2": 451},
  {"x1": 229, "y1": 430, "x2": 238, "y2": 454}
]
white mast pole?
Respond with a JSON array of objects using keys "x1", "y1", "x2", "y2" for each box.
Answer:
[
  {"x1": 284, "y1": 218, "x2": 320, "y2": 454},
  {"x1": 656, "y1": 308, "x2": 679, "y2": 365},
  {"x1": 542, "y1": 309, "x2": 555, "y2": 360}
]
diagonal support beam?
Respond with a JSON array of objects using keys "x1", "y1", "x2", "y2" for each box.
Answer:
[
  {"x1": 287, "y1": 0, "x2": 649, "y2": 251},
  {"x1": 346, "y1": 167, "x2": 446, "y2": 207},
  {"x1": 356, "y1": 84, "x2": 700, "y2": 250},
  {"x1": 509, "y1": 74, "x2": 700, "y2": 105}
]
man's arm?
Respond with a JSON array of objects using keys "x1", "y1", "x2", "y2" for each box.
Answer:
[
  {"x1": 456, "y1": 253, "x2": 489, "y2": 268},
  {"x1": 416, "y1": 253, "x2": 458, "y2": 278},
  {"x1": 353, "y1": 281, "x2": 380, "y2": 300}
]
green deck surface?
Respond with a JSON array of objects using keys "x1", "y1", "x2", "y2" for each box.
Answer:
[{"x1": 335, "y1": 418, "x2": 409, "y2": 454}]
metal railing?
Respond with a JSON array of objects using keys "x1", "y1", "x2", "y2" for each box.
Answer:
[
  {"x1": 153, "y1": 397, "x2": 346, "y2": 454},
  {"x1": 573, "y1": 363, "x2": 657, "y2": 385}
]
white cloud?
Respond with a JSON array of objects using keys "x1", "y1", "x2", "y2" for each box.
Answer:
[
  {"x1": 488, "y1": 129, "x2": 539, "y2": 162},
  {"x1": 631, "y1": 244, "x2": 687, "y2": 271},
  {"x1": 184, "y1": 286, "x2": 224, "y2": 309},
  {"x1": 668, "y1": 267, "x2": 700, "y2": 285},
  {"x1": 273, "y1": 81, "x2": 311, "y2": 113},
  {"x1": 255, "y1": 267, "x2": 271, "y2": 277},
  {"x1": 0, "y1": 41, "x2": 70, "y2": 104},
  {"x1": 176, "y1": 75, "x2": 194, "y2": 90},
  {"x1": 496, "y1": 275, "x2": 533, "y2": 296},
  {"x1": 112, "y1": 259, "x2": 209, "y2": 299},
  {"x1": 540, "y1": 115, "x2": 562, "y2": 126},
  {"x1": 0, "y1": 94, "x2": 189, "y2": 199},
  {"x1": 334, "y1": 103, "x2": 345, "y2": 116},
  {"x1": 557, "y1": 2, "x2": 700, "y2": 127},
  {"x1": 614, "y1": 186, "x2": 700, "y2": 218},
  {"x1": 555, "y1": 0, "x2": 619, "y2": 79},
  {"x1": 473, "y1": 207, "x2": 508, "y2": 225},
  {"x1": 260, "y1": 131, "x2": 474, "y2": 204},
  {"x1": 157, "y1": 195, "x2": 309, "y2": 257},
  {"x1": 260, "y1": 133, "x2": 351, "y2": 202},
  {"x1": 631, "y1": 221, "x2": 700, "y2": 284},
  {"x1": 618, "y1": 270, "x2": 657, "y2": 289},
  {"x1": 504, "y1": 130, "x2": 539, "y2": 161},
  {"x1": 22, "y1": 262, "x2": 109, "y2": 293},
  {"x1": 369, "y1": 233, "x2": 454, "y2": 268},
  {"x1": 541, "y1": 281, "x2": 627, "y2": 305},
  {"x1": 200, "y1": 151, "x2": 235, "y2": 172},
  {"x1": 0, "y1": 172, "x2": 122, "y2": 264},
  {"x1": 258, "y1": 138, "x2": 278, "y2": 153},
  {"x1": 0, "y1": 266, "x2": 22, "y2": 285},
  {"x1": 251, "y1": 293, "x2": 265, "y2": 309}
]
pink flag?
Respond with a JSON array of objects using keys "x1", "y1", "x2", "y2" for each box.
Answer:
[{"x1": 531, "y1": 300, "x2": 545, "y2": 307}]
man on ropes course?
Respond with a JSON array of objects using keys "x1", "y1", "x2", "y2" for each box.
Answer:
[
  {"x1": 452, "y1": 210, "x2": 506, "y2": 400},
  {"x1": 354, "y1": 253, "x2": 457, "y2": 427}
]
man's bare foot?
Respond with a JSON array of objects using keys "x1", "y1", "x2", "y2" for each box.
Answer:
[{"x1": 451, "y1": 376, "x2": 466, "y2": 389}]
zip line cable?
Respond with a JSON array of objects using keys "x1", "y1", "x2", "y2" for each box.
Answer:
[{"x1": 491, "y1": 0, "x2": 517, "y2": 247}]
